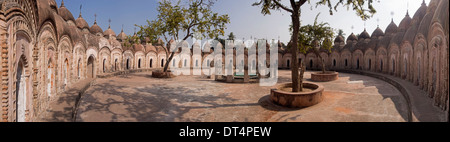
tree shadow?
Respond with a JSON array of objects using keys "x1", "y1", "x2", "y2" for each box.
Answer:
[
  {"x1": 75, "y1": 81, "x2": 262, "y2": 122},
  {"x1": 336, "y1": 72, "x2": 411, "y2": 122},
  {"x1": 36, "y1": 78, "x2": 94, "y2": 122}
]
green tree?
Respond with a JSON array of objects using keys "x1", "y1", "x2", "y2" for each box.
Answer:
[
  {"x1": 214, "y1": 36, "x2": 226, "y2": 48},
  {"x1": 253, "y1": 0, "x2": 376, "y2": 92},
  {"x1": 123, "y1": 35, "x2": 141, "y2": 47},
  {"x1": 227, "y1": 32, "x2": 236, "y2": 41},
  {"x1": 136, "y1": 0, "x2": 230, "y2": 72},
  {"x1": 337, "y1": 29, "x2": 346, "y2": 37},
  {"x1": 297, "y1": 13, "x2": 334, "y2": 74}
]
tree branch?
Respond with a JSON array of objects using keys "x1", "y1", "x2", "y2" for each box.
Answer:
[{"x1": 272, "y1": 0, "x2": 293, "y2": 13}]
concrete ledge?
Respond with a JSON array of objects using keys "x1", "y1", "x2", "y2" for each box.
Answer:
[
  {"x1": 270, "y1": 82, "x2": 324, "y2": 108},
  {"x1": 311, "y1": 71, "x2": 339, "y2": 82},
  {"x1": 336, "y1": 69, "x2": 447, "y2": 122},
  {"x1": 97, "y1": 68, "x2": 160, "y2": 78}
]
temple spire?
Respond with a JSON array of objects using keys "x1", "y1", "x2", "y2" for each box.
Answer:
[
  {"x1": 60, "y1": 0, "x2": 65, "y2": 7},
  {"x1": 364, "y1": 20, "x2": 366, "y2": 30},
  {"x1": 377, "y1": 18, "x2": 380, "y2": 27},
  {"x1": 79, "y1": 5, "x2": 82, "y2": 18},
  {"x1": 108, "y1": 18, "x2": 111, "y2": 29},
  {"x1": 406, "y1": 1, "x2": 409, "y2": 17},
  {"x1": 94, "y1": 14, "x2": 97, "y2": 24},
  {"x1": 121, "y1": 24, "x2": 124, "y2": 32},
  {"x1": 390, "y1": 11, "x2": 394, "y2": 20}
]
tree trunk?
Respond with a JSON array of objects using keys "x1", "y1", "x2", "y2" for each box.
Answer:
[
  {"x1": 299, "y1": 61, "x2": 305, "y2": 92},
  {"x1": 291, "y1": 11, "x2": 300, "y2": 92},
  {"x1": 321, "y1": 58, "x2": 326, "y2": 73},
  {"x1": 318, "y1": 53, "x2": 326, "y2": 74},
  {"x1": 314, "y1": 48, "x2": 326, "y2": 74},
  {"x1": 164, "y1": 52, "x2": 175, "y2": 72}
]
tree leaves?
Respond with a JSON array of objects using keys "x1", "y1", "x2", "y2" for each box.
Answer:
[
  {"x1": 134, "y1": 0, "x2": 230, "y2": 72},
  {"x1": 136, "y1": 0, "x2": 230, "y2": 43},
  {"x1": 295, "y1": 13, "x2": 335, "y2": 54}
]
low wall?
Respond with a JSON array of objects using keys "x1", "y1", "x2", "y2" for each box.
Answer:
[
  {"x1": 337, "y1": 69, "x2": 413, "y2": 121},
  {"x1": 97, "y1": 68, "x2": 160, "y2": 78},
  {"x1": 271, "y1": 82, "x2": 324, "y2": 108},
  {"x1": 311, "y1": 72, "x2": 339, "y2": 82}
]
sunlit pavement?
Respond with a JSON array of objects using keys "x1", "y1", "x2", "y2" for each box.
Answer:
[{"x1": 75, "y1": 70, "x2": 423, "y2": 122}]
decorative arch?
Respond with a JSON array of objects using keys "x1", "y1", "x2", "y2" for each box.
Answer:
[
  {"x1": 352, "y1": 50, "x2": 363, "y2": 70},
  {"x1": 376, "y1": 47, "x2": 387, "y2": 73},
  {"x1": 87, "y1": 55, "x2": 96, "y2": 78},
  {"x1": 330, "y1": 51, "x2": 340, "y2": 69},
  {"x1": 6, "y1": 20, "x2": 35, "y2": 121},
  {"x1": 364, "y1": 49, "x2": 375, "y2": 71},
  {"x1": 340, "y1": 50, "x2": 351, "y2": 69},
  {"x1": 99, "y1": 47, "x2": 111, "y2": 73},
  {"x1": 388, "y1": 44, "x2": 400, "y2": 76},
  {"x1": 427, "y1": 21, "x2": 448, "y2": 110},
  {"x1": 401, "y1": 42, "x2": 413, "y2": 80},
  {"x1": 413, "y1": 34, "x2": 427, "y2": 87}
]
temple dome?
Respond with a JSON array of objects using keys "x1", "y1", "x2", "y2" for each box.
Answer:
[
  {"x1": 75, "y1": 15, "x2": 89, "y2": 30},
  {"x1": 103, "y1": 27, "x2": 116, "y2": 37},
  {"x1": 347, "y1": 33, "x2": 358, "y2": 42},
  {"x1": 385, "y1": 19, "x2": 398, "y2": 35},
  {"x1": 90, "y1": 21, "x2": 103, "y2": 35},
  {"x1": 334, "y1": 35, "x2": 345, "y2": 43},
  {"x1": 412, "y1": 1, "x2": 428, "y2": 23},
  {"x1": 133, "y1": 44, "x2": 145, "y2": 52},
  {"x1": 58, "y1": 1, "x2": 75, "y2": 22},
  {"x1": 398, "y1": 12, "x2": 412, "y2": 32},
  {"x1": 371, "y1": 27, "x2": 384, "y2": 38},
  {"x1": 117, "y1": 30, "x2": 128, "y2": 42},
  {"x1": 358, "y1": 29, "x2": 370, "y2": 40}
]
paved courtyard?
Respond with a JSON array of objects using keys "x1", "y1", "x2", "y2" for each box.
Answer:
[{"x1": 74, "y1": 70, "x2": 422, "y2": 122}]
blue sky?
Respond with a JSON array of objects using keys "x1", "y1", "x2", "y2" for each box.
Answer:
[{"x1": 57, "y1": 0, "x2": 429, "y2": 43}]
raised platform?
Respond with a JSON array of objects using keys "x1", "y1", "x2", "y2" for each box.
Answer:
[
  {"x1": 270, "y1": 82, "x2": 324, "y2": 108},
  {"x1": 311, "y1": 71, "x2": 339, "y2": 82}
]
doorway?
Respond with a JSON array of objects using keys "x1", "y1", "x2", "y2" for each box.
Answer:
[
  {"x1": 16, "y1": 60, "x2": 26, "y2": 122},
  {"x1": 87, "y1": 56, "x2": 95, "y2": 78},
  {"x1": 150, "y1": 59, "x2": 153, "y2": 68}
]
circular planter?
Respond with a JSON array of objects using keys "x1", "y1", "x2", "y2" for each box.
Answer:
[
  {"x1": 151, "y1": 70, "x2": 176, "y2": 78},
  {"x1": 311, "y1": 71, "x2": 339, "y2": 82},
  {"x1": 270, "y1": 82, "x2": 324, "y2": 108}
]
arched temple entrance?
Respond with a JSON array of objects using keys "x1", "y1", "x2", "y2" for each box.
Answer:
[
  {"x1": 138, "y1": 59, "x2": 141, "y2": 69},
  {"x1": 16, "y1": 60, "x2": 26, "y2": 122},
  {"x1": 150, "y1": 59, "x2": 153, "y2": 68},
  {"x1": 87, "y1": 56, "x2": 95, "y2": 78},
  {"x1": 114, "y1": 59, "x2": 118, "y2": 71},
  {"x1": 126, "y1": 58, "x2": 130, "y2": 70}
]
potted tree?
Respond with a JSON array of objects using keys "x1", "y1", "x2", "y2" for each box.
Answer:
[
  {"x1": 253, "y1": 0, "x2": 376, "y2": 108},
  {"x1": 299, "y1": 14, "x2": 339, "y2": 82}
]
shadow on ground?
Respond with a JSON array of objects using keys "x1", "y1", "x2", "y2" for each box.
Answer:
[{"x1": 75, "y1": 76, "x2": 265, "y2": 122}]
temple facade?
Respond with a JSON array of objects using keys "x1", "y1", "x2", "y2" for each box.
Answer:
[{"x1": 0, "y1": 0, "x2": 448, "y2": 122}]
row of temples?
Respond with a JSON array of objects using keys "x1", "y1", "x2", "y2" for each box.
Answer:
[
  {"x1": 279, "y1": 0, "x2": 448, "y2": 114},
  {"x1": 0, "y1": 0, "x2": 448, "y2": 122}
]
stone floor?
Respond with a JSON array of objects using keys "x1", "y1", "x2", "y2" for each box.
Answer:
[{"x1": 74, "y1": 70, "x2": 442, "y2": 122}]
